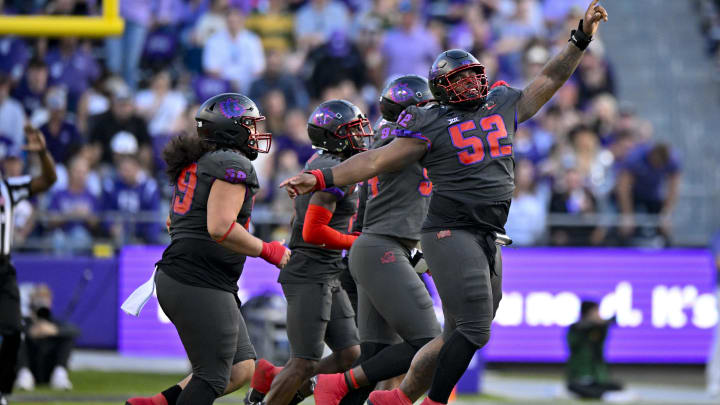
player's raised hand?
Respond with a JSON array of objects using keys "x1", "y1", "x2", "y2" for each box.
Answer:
[
  {"x1": 279, "y1": 173, "x2": 318, "y2": 199},
  {"x1": 582, "y1": 0, "x2": 608, "y2": 36},
  {"x1": 23, "y1": 125, "x2": 47, "y2": 152}
]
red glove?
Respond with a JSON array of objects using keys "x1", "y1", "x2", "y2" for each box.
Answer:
[
  {"x1": 260, "y1": 241, "x2": 287, "y2": 266},
  {"x1": 303, "y1": 204, "x2": 358, "y2": 250}
]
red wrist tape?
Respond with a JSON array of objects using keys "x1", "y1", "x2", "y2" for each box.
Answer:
[
  {"x1": 260, "y1": 241, "x2": 286, "y2": 266},
  {"x1": 307, "y1": 169, "x2": 326, "y2": 192},
  {"x1": 303, "y1": 204, "x2": 358, "y2": 250}
]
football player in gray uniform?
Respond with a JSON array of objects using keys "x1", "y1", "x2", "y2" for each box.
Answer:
[{"x1": 281, "y1": 2, "x2": 608, "y2": 404}]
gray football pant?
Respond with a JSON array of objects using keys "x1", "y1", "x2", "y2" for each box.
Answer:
[
  {"x1": 155, "y1": 269, "x2": 256, "y2": 396},
  {"x1": 349, "y1": 233, "x2": 441, "y2": 345},
  {"x1": 420, "y1": 229, "x2": 502, "y2": 347}
]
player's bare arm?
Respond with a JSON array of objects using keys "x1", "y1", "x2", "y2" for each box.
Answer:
[
  {"x1": 517, "y1": 0, "x2": 608, "y2": 123},
  {"x1": 280, "y1": 137, "x2": 427, "y2": 197},
  {"x1": 208, "y1": 180, "x2": 290, "y2": 268},
  {"x1": 308, "y1": 191, "x2": 337, "y2": 212},
  {"x1": 24, "y1": 126, "x2": 58, "y2": 194}
]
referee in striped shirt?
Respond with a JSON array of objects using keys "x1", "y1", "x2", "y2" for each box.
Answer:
[{"x1": 0, "y1": 127, "x2": 57, "y2": 405}]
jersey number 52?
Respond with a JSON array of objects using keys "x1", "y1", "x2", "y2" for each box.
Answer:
[{"x1": 448, "y1": 114, "x2": 511, "y2": 165}]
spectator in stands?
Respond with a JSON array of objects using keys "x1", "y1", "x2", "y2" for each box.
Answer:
[
  {"x1": 380, "y1": 1, "x2": 439, "y2": 78},
  {"x1": 542, "y1": 0, "x2": 587, "y2": 26},
  {"x1": 505, "y1": 160, "x2": 546, "y2": 245},
  {"x1": 520, "y1": 42, "x2": 550, "y2": 88},
  {"x1": 249, "y1": 49, "x2": 309, "y2": 111},
  {"x1": 305, "y1": 30, "x2": 367, "y2": 99},
  {"x1": 274, "y1": 108, "x2": 315, "y2": 166},
  {"x1": 88, "y1": 84, "x2": 152, "y2": 169},
  {"x1": 102, "y1": 146, "x2": 161, "y2": 245},
  {"x1": 192, "y1": 0, "x2": 229, "y2": 47},
  {"x1": 14, "y1": 284, "x2": 77, "y2": 391},
  {"x1": 11, "y1": 58, "x2": 49, "y2": 116},
  {"x1": 170, "y1": 103, "x2": 202, "y2": 137},
  {"x1": 493, "y1": 0, "x2": 545, "y2": 81},
  {"x1": 46, "y1": 154, "x2": 99, "y2": 254},
  {"x1": 75, "y1": 74, "x2": 113, "y2": 135},
  {"x1": 616, "y1": 142, "x2": 681, "y2": 245},
  {"x1": 245, "y1": 0, "x2": 295, "y2": 52},
  {"x1": 587, "y1": 93, "x2": 618, "y2": 145},
  {"x1": 568, "y1": 125, "x2": 614, "y2": 199},
  {"x1": 549, "y1": 168, "x2": 600, "y2": 246},
  {"x1": 270, "y1": 148, "x2": 302, "y2": 218},
  {"x1": 708, "y1": 229, "x2": 720, "y2": 397},
  {"x1": 0, "y1": 36, "x2": 30, "y2": 82},
  {"x1": 203, "y1": 6, "x2": 265, "y2": 93},
  {"x1": 294, "y1": 0, "x2": 350, "y2": 50},
  {"x1": 134, "y1": 70, "x2": 187, "y2": 137},
  {"x1": 45, "y1": 37, "x2": 100, "y2": 111},
  {"x1": 260, "y1": 89, "x2": 288, "y2": 134},
  {"x1": 565, "y1": 301, "x2": 623, "y2": 400},
  {"x1": 105, "y1": 0, "x2": 153, "y2": 89},
  {"x1": 576, "y1": 50, "x2": 615, "y2": 108},
  {"x1": 39, "y1": 88, "x2": 83, "y2": 165},
  {"x1": 0, "y1": 73, "x2": 26, "y2": 157}
]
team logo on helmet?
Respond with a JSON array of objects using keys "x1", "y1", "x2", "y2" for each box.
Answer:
[
  {"x1": 389, "y1": 82, "x2": 413, "y2": 103},
  {"x1": 217, "y1": 98, "x2": 246, "y2": 119},
  {"x1": 312, "y1": 106, "x2": 340, "y2": 126}
]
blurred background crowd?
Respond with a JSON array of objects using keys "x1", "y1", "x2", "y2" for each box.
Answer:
[{"x1": 0, "y1": 0, "x2": 695, "y2": 254}]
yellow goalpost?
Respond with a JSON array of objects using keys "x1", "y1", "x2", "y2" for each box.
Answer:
[{"x1": 0, "y1": 0, "x2": 124, "y2": 37}]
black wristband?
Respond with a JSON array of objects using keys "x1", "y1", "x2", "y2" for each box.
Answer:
[
  {"x1": 320, "y1": 167, "x2": 335, "y2": 189},
  {"x1": 569, "y1": 19, "x2": 592, "y2": 50}
]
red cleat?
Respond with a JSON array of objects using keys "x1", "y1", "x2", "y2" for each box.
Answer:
[
  {"x1": 314, "y1": 373, "x2": 349, "y2": 405},
  {"x1": 367, "y1": 388, "x2": 412, "y2": 405},
  {"x1": 125, "y1": 393, "x2": 168, "y2": 405},
  {"x1": 250, "y1": 359, "x2": 282, "y2": 394}
]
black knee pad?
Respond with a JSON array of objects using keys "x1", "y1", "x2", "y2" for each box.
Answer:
[
  {"x1": 458, "y1": 327, "x2": 490, "y2": 348},
  {"x1": 407, "y1": 337, "x2": 433, "y2": 352},
  {"x1": 177, "y1": 376, "x2": 218, "y2": 405},
  {"x1": 358, "y1": 342, "x2": 387, "y2": 364}
]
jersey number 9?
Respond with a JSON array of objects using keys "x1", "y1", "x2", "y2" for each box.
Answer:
[{"x1": 173, "y1": 163, "x2": 198, "y2": 215}]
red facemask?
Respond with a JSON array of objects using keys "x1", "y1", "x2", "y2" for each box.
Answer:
[
  {"x1": 239, "y1": 116, "x2": 272, "y2": 153},
  {"x1": 436, "y1": 64, "x2": 488, "y2": 104},
  {"x1": 336, "y1": 118, "x2": 374, "y2": 152}
]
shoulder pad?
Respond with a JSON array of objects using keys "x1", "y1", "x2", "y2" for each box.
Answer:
[{"x1": 201, "y1": 149, "x2": 257, "y2": 186}]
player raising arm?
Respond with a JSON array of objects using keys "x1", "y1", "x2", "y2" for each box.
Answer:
[{"x1": 281, "y1": 3, "x2": 607, "y2": 405}]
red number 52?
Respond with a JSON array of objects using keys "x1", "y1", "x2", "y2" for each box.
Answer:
[{"x1": 448, "y1": 114, "x2": 511, "y2": 165}]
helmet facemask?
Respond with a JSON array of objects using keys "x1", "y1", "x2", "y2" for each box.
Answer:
[
  {"x1": 336, "y1": 118, "x2": 373, "y2": 153},
  {"x1": 238, "y1": 115, "x2": 272, "y2": 154},
  {"x1": 435, "y1": 64, "x2": 488, "y2": 106}
]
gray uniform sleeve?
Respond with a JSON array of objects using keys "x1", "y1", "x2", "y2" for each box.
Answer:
[
  {"x1": 394, "y1": 104, "x2": 440, "y2": 151},
  {"x1": 202, "y1": 150, "x2": 259, "y2": 189}
]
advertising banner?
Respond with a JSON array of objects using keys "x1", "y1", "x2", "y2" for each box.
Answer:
[{"x1": 118, "y1": 247, "x2": 717, "y2": 363}]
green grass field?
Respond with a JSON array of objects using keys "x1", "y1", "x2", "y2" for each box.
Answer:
[{"x1": 8, "y1": 371, "x2": 509, "y2": 405}]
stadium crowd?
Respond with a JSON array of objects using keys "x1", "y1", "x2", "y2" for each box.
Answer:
[{"x1": 0, "y1": 0, "x2": 681, "y2": 252}]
